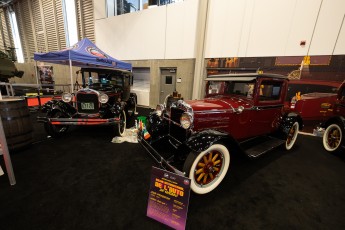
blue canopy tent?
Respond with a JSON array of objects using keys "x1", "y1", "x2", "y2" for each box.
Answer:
[{"x1": 34, "y1": 38, "x2": 132, "y2": 92}]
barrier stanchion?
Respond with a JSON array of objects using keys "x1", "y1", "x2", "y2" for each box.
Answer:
[{"x1": 0, "y1": 113, "x2": 16, "y2": 185}]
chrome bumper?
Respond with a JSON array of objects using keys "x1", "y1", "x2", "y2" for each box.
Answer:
[{"x1": 37, "y1": 116, "x2": 120, "y2": 125}]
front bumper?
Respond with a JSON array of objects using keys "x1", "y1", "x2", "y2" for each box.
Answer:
[
  {"x1": 137, "y1": 133, "x2": 185, "y2": 176},
  {"x1": 37, "y1": 116, "x2": 120, "y2": 125}
]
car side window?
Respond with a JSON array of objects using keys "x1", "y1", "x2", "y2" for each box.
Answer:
[{"x1": 258, "y1": 81, "x2": 283, "y2": 101}]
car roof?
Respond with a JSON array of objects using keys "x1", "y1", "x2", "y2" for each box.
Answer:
[{"x1": 205, "y1": 73, "x2": 287, "y2": 81}]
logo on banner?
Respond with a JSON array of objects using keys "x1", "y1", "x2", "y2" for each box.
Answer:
[{"x1": 86, "y1": 46, "x2": 107, "y2": 58}]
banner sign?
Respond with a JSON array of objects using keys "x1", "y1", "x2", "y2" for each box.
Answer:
[{"x1": 147, "y1": 166, "x2": 191, "y2": 230}]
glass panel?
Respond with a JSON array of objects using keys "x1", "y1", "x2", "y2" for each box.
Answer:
[
  {"x1": 107, "y1": 0, "x2": 116, "y2": 17},
  {"x1": 165, "y1": 76, "x2": 172, "y2": 84},
  {"x1": 8, "y1": 11, "x2": 24, "y2": 63},
  {"x1": 62, "y1": 0, "x2": 78, "y2": 46},
  {"x1": 259, "y1": 81, "x2": 282, "y2": 101}
]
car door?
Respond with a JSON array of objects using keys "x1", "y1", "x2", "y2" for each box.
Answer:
[{"x1": 250, "y1": 78, "x2": 286, "y2": 137}]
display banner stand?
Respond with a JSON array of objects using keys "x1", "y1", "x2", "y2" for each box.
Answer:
[
  {"x1": 147, "y1": 166, "x2": 191, "y2": 230},
  {"x1": 0, "y1": 114, "x2": 16, "y2": 185}
]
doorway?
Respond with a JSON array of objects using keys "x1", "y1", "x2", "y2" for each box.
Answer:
[{"x1": 160, "y1": 68, "x2": 176, "y2": 104}]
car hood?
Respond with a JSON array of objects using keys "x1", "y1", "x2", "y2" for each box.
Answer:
[{"x1": 185, "y1": 96, "x2": 253, "y2": 112}]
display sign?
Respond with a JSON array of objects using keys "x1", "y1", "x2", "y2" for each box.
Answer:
[
  {"x1": 147, "y1": 167, "x2": 191, "y2": 230},
  {"x1": 36, "y1": 65, "x2": 55, "y2": 95}
]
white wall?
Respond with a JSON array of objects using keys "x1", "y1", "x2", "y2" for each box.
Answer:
[
  {"x1": 205, "y1": 0, "x2": 345, "y2": 58},
  {"x1": 94, "y1": 0, "x2": 345, "y2": 60},
  {"x1": 308, "y1": 0, "x2": 345, "y2": 55},
  {"x1": 94, "y1": 0, "x2": 198, "y2": 60}
]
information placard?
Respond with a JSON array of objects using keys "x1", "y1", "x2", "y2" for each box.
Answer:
[{"x1": 147, "y1": 167, "x2": 191, "y2": 230}]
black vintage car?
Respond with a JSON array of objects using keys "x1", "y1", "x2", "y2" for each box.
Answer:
[{"x1": 38, "y1": 67, "x2": 137, "y2": 137}]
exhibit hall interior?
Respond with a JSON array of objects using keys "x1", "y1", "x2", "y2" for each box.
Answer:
[{"x1": 0, "y1": 0, "x2": 345, "y2": 229}]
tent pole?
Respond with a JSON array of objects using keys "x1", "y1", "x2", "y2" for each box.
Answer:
[
  {"x1": 35, "y1": 61, "x2": 39, "y2": 92},
  {"x1": 69, "y1": 59, "x2": 73, "y2": 93}
]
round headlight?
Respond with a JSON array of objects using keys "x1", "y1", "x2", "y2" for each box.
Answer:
[
  {"x1": 99, "y1": 93, "x2": 109, "y2": 103},
  {"x1": 155, "y1": 104, "x2": 164, "y2": 117},
  {"x1": 62, "y1": 92, "x2": 72, "y2": 102},
  {"x1": 180, "y1": 112, "x2": 192, "y2": 129}
]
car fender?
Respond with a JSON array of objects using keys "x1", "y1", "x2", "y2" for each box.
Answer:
[
  {"x1": 186, "y1": 129, "x2": 238, "y2": 153},
  {"x1": 279, "y1": 112, "x2": 303, "y2": 135},
  {"x1": 322, "y1": 116, "x2": 345, "y2": 130},
  {"x1": 128, "y1": 93, "x2": 137, "y2": 107},
  {"x1": 42, "y1": 100, "x2": 76, "y2": 117},
  {"x1": 146, "y1": 112, "x2": 169, "y2": 139},
  {"x1": 111, "y1": 101, "x2": 125, "y2": 115}
]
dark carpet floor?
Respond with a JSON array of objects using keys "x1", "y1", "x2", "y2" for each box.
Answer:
[{"x1": 1, "y1": 107, "x2": 345, "y2": 230}]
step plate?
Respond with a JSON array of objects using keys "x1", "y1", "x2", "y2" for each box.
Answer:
[{"x1": 241, "y1": 136, "x2": 285, "y2": 158}]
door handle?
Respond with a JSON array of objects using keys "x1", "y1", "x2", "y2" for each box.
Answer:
[{"x1": 160, "y1": 91, "x2": 164, "y2": 93}]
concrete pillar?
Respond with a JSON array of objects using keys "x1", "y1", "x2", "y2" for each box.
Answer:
[{"x1": 192, "y1": 0, "x2": 209, "y2": 100}]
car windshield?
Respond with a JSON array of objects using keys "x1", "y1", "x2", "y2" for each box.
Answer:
[
  {"x1": 87, "y1": 72, "x2": 124, "y2": 90},
  {"x1": 206, "y1": 80, "x2": 256, "y2": 98}
]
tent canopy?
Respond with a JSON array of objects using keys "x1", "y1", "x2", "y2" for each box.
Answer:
[{"x1": 34, "y1": 38, "x2": 132, "y2": 71}]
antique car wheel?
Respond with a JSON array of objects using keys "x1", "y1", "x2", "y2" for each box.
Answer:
[
  {"x1": 183, "y1": 144, "x2": 230, "y2": 194},
  {"x1": 323, "y1": 123, "x2": 343, "y2": 152},
  {"x1": 114, "y1": 110, "x2": 126, "y2": 137},
  {"x1": 44, "y1": 110, "x2": 69, "y2": 137},
  {"x1": 285, "y1": 121, "x2": 299, "y2": 150}
]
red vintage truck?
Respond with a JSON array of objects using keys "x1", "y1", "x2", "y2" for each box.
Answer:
[
  {"x1": 287, "y1": 80, "x2": 341, "y2": 130},
  {"x1": 321, "y1": 81, "x2": 345, "y2": 152}
]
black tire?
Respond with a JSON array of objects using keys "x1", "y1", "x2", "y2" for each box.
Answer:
[
  {"x1": 183, "y1": 143, "x2": 230, "y2": 194},
  {"x1": 323, "y1": 123, "x2": 343, "y2": 152},
  {"x1": 44, "y1": 110, "x2": 69, "y2": 137},
  {"x1": 114, "y1": 110, "x2": 126, "y2": 137}
]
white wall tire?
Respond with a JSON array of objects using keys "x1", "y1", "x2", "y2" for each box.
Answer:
[
  {"x1": 184, "y1": 144, "x2": 230, "y2": 194},
  {"x1": 323, "y1": 123, "x2": 343, "y2": 152},
  {"x1": 114, "y1": 110, "x2": 126, "y2": 137},
  {"x1": 285, "y1": 121, "x2": 299, "y2": 150}
]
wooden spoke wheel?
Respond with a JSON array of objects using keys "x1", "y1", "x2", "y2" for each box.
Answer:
[
  {"x1": 183, "y1": 144, "x2": 230, "y2": 194},
  {"x1": 285, "y1": 121, "x2": 299, "y2": 150},
  {"x1": 114, "y1": 110, "x2": 126, "y2": 137},
  {"x1": 323, "y1": 123, "x2": 343, "y2": 152}
]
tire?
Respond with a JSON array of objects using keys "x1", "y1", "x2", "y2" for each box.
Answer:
[
  {"x1": 183, "y1": 144, "x2": 230, "y2": 194},
  {"x1": 114, "y1": 110, "x2": 126, "y2": 137},
  {"x1": 323, "y1": 123, "x2": 343, "y2": 152},
  {"x1": 44, "y1": 110, "x2": 69, "y2": 137},
  {"x1": 285, "y1": 121, "x2": 299, "y2": 150}
]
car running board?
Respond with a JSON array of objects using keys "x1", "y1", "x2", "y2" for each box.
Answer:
[{"x1": 240, "y1": 136, "x2": 285, "y2": 158}]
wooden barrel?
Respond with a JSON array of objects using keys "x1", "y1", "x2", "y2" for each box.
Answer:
[{"x1": 0, "y1": 98, "x2": 33, "y2": 151}]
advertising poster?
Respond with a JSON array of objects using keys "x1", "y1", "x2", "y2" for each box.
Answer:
[
  {"x1": 37, "y1": 65, "x2": 54, "y2": 94},
  {"x1": 147, "y1": 167, "x2": 191, "y2": 230}
]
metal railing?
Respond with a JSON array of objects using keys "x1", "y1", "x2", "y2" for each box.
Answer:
[{"x1": 0, "y1": 82, "x2": 72, "y2": 98}]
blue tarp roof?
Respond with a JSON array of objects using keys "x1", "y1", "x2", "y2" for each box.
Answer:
[{"x1": 34, "y1": 38, "x2": 132, "y2": 71}]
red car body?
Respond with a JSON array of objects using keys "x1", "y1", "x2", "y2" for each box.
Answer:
[
  {"x1": 139, "y1": 72, "x2": 302, "y2": 194},
  {"x1": 287, "y1": 80, "x2": 341, "y2": 123},
  {"x1": 322, "y1": 81, "x2": 345, "y2": 152}
]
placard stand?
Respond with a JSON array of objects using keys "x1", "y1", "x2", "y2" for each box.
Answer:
[{"x1": 0, "y1": 113, "x2": 16, "y2": 185}]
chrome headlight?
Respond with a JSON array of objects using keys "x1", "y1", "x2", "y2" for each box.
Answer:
[
  {"x1": 180, "y1": 112, "x2": 193, "y2": 129},
  {"x1": 99, "y1": 93, "x2": 109, "y2": 104},
  {"x1": 62, "y1": 92, "x2": 72, "y2": 102},
  {"x1": 155, "y1": 104, "x2": 165, "y2": 117}
]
